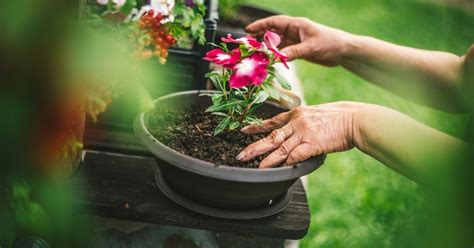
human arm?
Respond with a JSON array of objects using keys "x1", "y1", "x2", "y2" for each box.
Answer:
[
  {"x1": 237, "y1": 102, "x2": 469, "y2": 183},
  {"x1": 246, "y1": 16, "x2": 471, "y2": 113}
]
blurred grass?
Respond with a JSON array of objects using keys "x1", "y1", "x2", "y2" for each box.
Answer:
[{"x1": 246, "y1": 0, "x2": 474, "y2": 247}]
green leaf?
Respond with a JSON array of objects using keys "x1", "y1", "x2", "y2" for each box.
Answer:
[
  {"x1": 208, "y1": 42, "x2": 228, "y2": 51},
  {"x1": 244, "y1": 115, "x2": 263, "y2": 125},
  {"x1": 251, "y1": 91, "x2": 270, "y2": 105},
  {"x1": 212, "y1": 94, "x2": 223, "y2": 105},
  {"x1": 274, "y1": 71, "x2": 292, "y2": 90},
  {"x1": 228, "y1": 121, "x2": 240, "y2": 130},
  {"x1": 205, "y1": 100, "x2": 244, "y2": 112},
  {"x1": 207, "y1": 73, "x2": 223, "y2": 92},
  {"x1": 240, "y1": 44, "x2": 249, "y2": 57},
  {"x1": 214, "y1": 116, "x2": 231, "y2": 135},
  {"x1": 211, "y1": 112, "x2": 227, "y2": 117},
  {"x1": 205, "y1": 71, "x2": 220, "y2": 77},
  {"x1": 261, "y1": 83, "x2": 280, "y2": 101},
  {"x1": 119, "y1": 0, "x2": 137, "y2": 16}
]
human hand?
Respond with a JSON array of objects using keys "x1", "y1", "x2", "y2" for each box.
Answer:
[
  {"x1": 245, "y1": 15, "x2": 355, "y2": 66},
  {"x1": 236, "y1": 102, "x2": 363, "y2": 168}
]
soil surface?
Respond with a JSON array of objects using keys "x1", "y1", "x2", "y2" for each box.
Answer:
[{"x1": 147, "y1": 105, "x2": 271, "y2": 168}]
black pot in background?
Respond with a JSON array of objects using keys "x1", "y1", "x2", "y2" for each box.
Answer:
[
  {"x1": 216, "y1": 4, "x2": 279, "y2": 42},
  {"x1": 83, "y1": 0, "x2": 218, "y2": 132},
  {"x1": 134, "y1": 90, "x2": 325, "y2": 210}
]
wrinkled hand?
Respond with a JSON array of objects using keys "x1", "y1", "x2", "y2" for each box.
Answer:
[
  {"x1": 237, "y1": 102, "x2": 362, "y2": 168},
  {"x1": 245, "y1": 15, "x2": 354, "y2": 66}
]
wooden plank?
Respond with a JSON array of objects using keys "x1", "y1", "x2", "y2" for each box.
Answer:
[{"x1": 70, "y1": 151, "x2": 311, "y2": 239}]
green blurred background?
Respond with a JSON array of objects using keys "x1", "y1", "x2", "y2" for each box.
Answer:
[{"x1": 243, "y1": 0, "x2": 474, "y2": 247}]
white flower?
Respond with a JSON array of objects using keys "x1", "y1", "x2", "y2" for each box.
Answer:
[
  {"x1": 128, "y1": 0, "x2": 175, "y2": 23},
  {"x1": 112, "y1": 0, "x2": 126, "y2": 8},
  {"x1": 97, "y1": 0, "x2": 109, "y2": 5}
]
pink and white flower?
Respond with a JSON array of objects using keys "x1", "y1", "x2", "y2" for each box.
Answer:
[
  {"x1": 203, "y1": 48, "x2": 241, "y2": 68},
  {"x1": 263, "y1": 30, "x2": 289, "y2": 69},
  {"x1": 221, "y1": 34, "x2": 262, "y2": 49},
  {"x1": 229, "y1": 52, "x2": 269, "y2": 88}
]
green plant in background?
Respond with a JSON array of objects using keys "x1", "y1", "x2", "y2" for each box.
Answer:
[
  {"x1": 240, "y1": 0, "x2": 474, "y2": 247},
  {"x1": 218, "y1": 0, "x2": 245, "y2": 20},
  {"x1": 92, "y1": 0, "x2": 206, "y2": 63}
]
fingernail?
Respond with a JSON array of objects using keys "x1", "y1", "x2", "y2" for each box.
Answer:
[
  {"x1": 240, "y1": 126, "x2": 249, "y2": 133},
  {"x1": 236, "y1": 152, "x2": 246, "y2": 161}
]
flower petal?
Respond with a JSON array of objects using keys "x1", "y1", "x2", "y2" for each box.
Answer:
[
  {"x1": 264, "y1": 30, "x2": 281, "y2": 48},
  {"x1": 270, "y1": 48, "x2": 289, "y2": 69},
  {"x1": 221, "y1": 34, "x2": 262, "y2": 49},
  {"x1": 221, "y1": 34, "x2": 237, "y2": 43},
  {"x1": 204, "y1": 48, "x2": 241, "y2": 67},
  {"x1": 229, "y1": 52, "x2": 269, "y2": 88}
]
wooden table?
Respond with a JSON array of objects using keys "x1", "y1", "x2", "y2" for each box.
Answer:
[{"x1": 70, "y1": 124, "x2": 311, "y2": 241}]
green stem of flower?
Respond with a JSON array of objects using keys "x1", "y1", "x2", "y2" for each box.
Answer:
[{"x1": 239, "y1": 86, "x2": 256, "y2": 124}]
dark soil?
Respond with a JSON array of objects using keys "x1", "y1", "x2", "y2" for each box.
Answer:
[{"x1": 147, "y1": 105, "x2": 270, "y2": 168}]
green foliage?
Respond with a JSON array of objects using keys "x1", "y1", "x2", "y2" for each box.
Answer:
[
  {"x1": 245, "y1": 0, "x2": 474, "y2": 247},
  {"x1": 91, "y1": 0, "x2": 207, "y2": 47},
  {"x1": 218, "y1": 0, "x2": 245, "y2": 20},
  {"x1": 204, "y1": 38, "x2": 296, "y2": 135},
  {"x1": 170, "y1": 0, "x2": 206, "y2": 45},
  {"x1": 203, "y1": 79, "x2": 269, "y2": 135}
]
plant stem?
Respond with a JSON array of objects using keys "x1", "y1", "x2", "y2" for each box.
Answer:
[
  {"x1": 239, "y1": 86, "x2": 256, "y2": 124},
  {"x1": 222, "y1": 67, "x2": 228, "y2": 101}
]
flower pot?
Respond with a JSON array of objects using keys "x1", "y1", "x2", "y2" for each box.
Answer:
[
  {"x1": 216, "y1": 4, "x2": 279, "y2": 43},
  {"x1": 134, "y1": 90, "x2": 325, "y2": 211}
]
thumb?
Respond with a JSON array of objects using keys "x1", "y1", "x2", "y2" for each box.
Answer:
[{"x1": 280, "y1": 43, "x2": 310, "y2": 61}]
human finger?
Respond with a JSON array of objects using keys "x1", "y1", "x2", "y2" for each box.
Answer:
[
  {"x1": 245, "y1": 15, "x2": 292, "y2": 34},
  {"x1": 237, "y1": 124, "x2": 293, "y2": 162},
  {"x1": 240, "y1": 111, "x2": 291, "y2": 134},
  {"x1": 280, "y1": 43, "x2": 312, "y2": 61},
  {"x1": 284, "y1": 143, "x2": 318, "y2": 165},
  {"x1": 259, "y1": 135, "x2": 301, "y2": 168}
]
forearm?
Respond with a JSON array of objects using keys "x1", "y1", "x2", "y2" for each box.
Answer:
[
  {"x1": 353, "y1": 103, "x2": 469, "y2": 183},
  {"x1": 341, "y1": 35, "x2": 466, "y2": 112}
]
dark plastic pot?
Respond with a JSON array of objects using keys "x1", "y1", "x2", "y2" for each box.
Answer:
[
  {"x1": 216, "y1": 4, "x2": 279, "y2": 43},
  {"x1": 134, "y1": 90, "x2": 325, "y2": 210}
]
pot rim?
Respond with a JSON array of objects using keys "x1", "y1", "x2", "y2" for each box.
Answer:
[{"x1": 134, "y1": 90, "x2": 325, "y2": 183}]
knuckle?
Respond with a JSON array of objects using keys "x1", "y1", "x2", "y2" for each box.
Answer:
[
  {"x1": 269, "y1": 130, "x2": 281, "y2": 144},
  {"x1": 291, "y1": 106, "x2": 304, "y2": 115},
  {"x1": 269, "y1": 116, "x2": 280, "y2": 125},
  {"x1": 279, "y1": 144, "x2": 291, "y2": 156},
  {"x1": 287, "y1": 153, "x2": 298, "y2": 164},
  {"x1": 298, "y1": 17, "x2": 311, "y2": 23}
]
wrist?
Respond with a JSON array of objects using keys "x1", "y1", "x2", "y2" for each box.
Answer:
[
  {"x1": 340, "y1": 34, "x2": 365, "y2": 63},
  {"x1": 350, "y1": 103, "x2": 370, "y2": 153}
]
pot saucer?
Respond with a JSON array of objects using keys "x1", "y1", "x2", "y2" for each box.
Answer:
[{"x1": 155, "y1": 166, "x2": 293, "y2": 220}]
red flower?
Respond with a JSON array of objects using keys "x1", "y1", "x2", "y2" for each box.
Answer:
[
  {"x1": 204, "y1": 48, "x2": 241, "y2": 67},
  {"x1": 263, "y1": 30, "x2": 289, "y2": 69},
  {"x1": 221, "y1": 34, "x2": 262, "y2": 49},
  {"x1": 229, "y1": 52, "x2": 269, "y2": 88}
]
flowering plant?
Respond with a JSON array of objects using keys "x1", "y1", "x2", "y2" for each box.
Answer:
[
  {"x1": 93, "y1": 0, "x2": 206, "y2": 63},
  {"x1": 203, "y1": 31, "x2": 292, "y2": 135}
]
